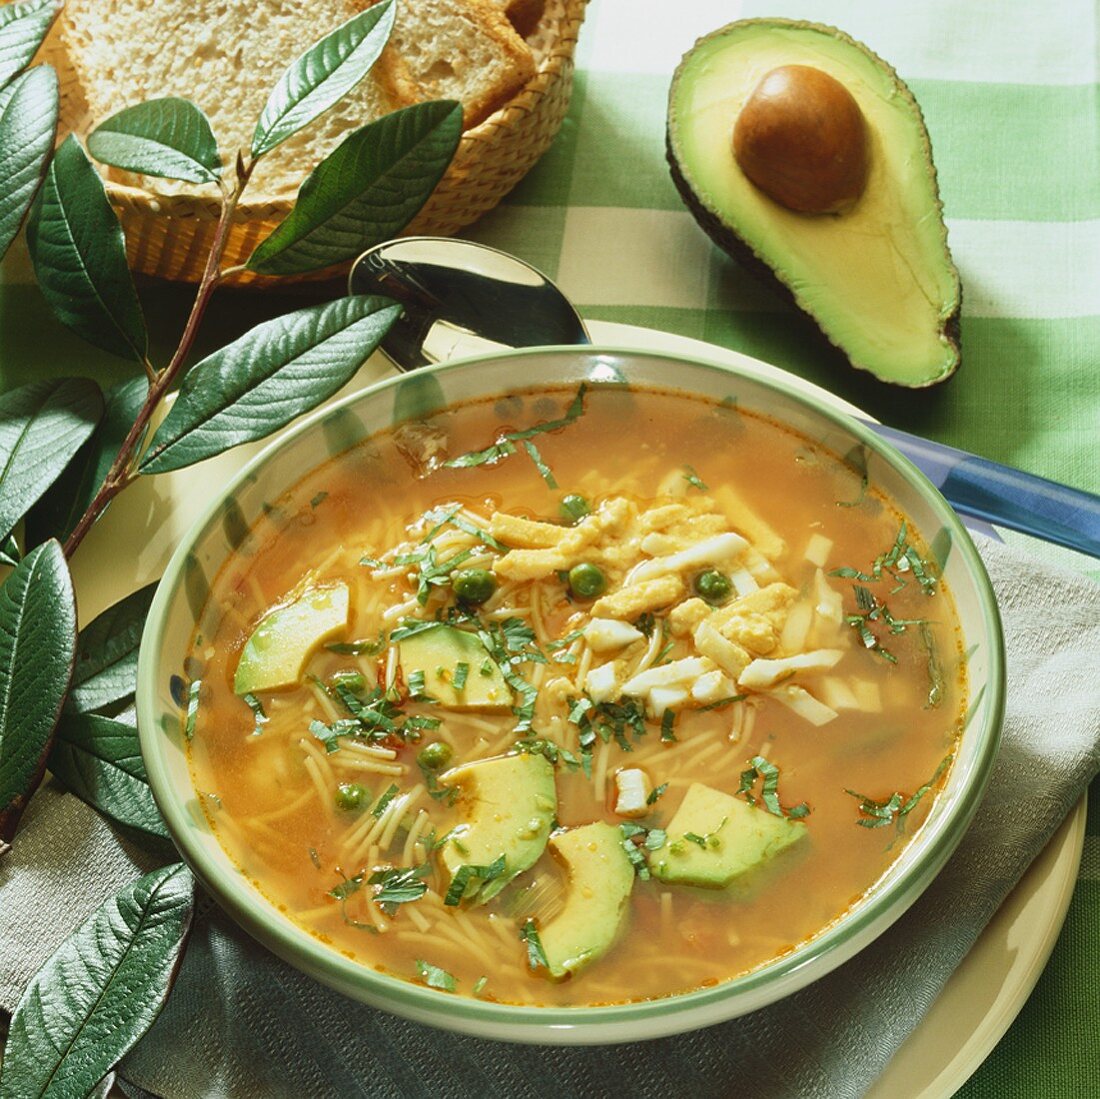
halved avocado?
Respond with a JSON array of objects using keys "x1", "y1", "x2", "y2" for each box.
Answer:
[
  {"x1": 668, "y1": 19, "x2": 961, "y2": 387},
  {"x1": 398, "y1": 624, "x2": 510, "y2": 709},
  {"x1": 439, "y1": 753, "x2": 557, "y2": 902},
  {"x1": 648, "y1": 782, "x2": 806, "y2": 888},
  {"x1": 539, "y1": 821, "x2": 634, "y2": 978},
  {"x1": 234, "y1": 582, "x2": 350, "y2": 694}
]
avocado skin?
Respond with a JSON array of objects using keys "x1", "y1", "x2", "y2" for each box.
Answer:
[{"x1": 666, "y1": 18, "x2": 962, "y2": 388}]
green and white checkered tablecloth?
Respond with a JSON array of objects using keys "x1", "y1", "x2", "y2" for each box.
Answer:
[
  {"x1": 1, "y1": 0, "x2": 1097, "y2": 1093},
  {"x1": 467, "y1": 3, "x2": 1099, "y2": 1093}
]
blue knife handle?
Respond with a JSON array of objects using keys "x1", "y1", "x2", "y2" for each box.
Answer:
[{"x1": 868, "y1": 423, "x2": 1100, "y2": 560}]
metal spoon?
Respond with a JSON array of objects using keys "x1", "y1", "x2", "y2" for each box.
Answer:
[{"x1": 350, "y1": 237, "x2": 1100, "y2": 559}]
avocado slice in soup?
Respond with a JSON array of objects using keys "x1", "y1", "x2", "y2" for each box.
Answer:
[
  {"x1": 234, "y1": 582, "x2": 350, "y2": 694},
  {"x1": 398, "y1": 624, "x2": 510, "y2": 709},
  {"x1": 440, "y1": 753, "x2": 557, "y2": 902},
  {"x1": 649, "y1": 782, "x2": 806, "y2": 888},
  {"x1": 539, "y1": 821, "x2": 635, "y2": 979}
]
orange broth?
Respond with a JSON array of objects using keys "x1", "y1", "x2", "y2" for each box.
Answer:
[{"x1": 186, "y1": 384, "x2": 965, "y2": 1006}]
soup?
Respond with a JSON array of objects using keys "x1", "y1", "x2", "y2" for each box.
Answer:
[{"x1": 184, "y1": 383, "x2": 965, "y2": 1007}]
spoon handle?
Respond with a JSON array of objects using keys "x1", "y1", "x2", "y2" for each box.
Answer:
[{"x1": 868, "y1": 423, "x2": 1100, "y2": 559}]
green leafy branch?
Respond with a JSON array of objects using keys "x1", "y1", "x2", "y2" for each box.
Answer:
[{"x1": 0, "y1": 1, "x2": 463, "y2": 1090}]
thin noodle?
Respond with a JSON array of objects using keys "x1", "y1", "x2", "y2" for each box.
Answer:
[
  {"x1": 298, "y1": 736, "x2": 338, "y2": 787},
  {"x1": 245, "y1": 788, "x2": 312, "y2": 825},
  {"x1": 302, "y1": 756, "x2": 332, "y2": 816}
]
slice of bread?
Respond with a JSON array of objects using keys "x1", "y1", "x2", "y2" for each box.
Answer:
[
  {"x1": 56, "y1": 0, "x2": 536, "y2": 198},
  {"x1": 372, "y1": 0, "x2": 536, "y2": 128}
]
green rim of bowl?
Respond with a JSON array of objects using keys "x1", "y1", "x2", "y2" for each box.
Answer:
[{"x1": 138, "y1": 344, "x2": 1005, "y2": 1037}]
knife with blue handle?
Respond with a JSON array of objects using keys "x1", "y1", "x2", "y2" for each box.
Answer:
[{"x1": 868, "y1": 422, "x2": 1100, "y2": 559}]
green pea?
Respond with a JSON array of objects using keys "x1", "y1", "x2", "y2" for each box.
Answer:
[
  {"x1": 334, "y1": 782, "x2": 369, "y2": 812},
  {"x1": 418, "y1": 741, "x2": 453, "y2": 770},
  {"x1": 694, "y1": 569, "x2": 732, "y2": 605},
  {"x1": 568, "y1": 562, "x2": 607, "y2": 599},
  {"x1": 452, "y1": 568, "x2": 497, "y2": 606},
  {"x1": 558, "y1": 494, "x2": 590, "y2": 524}
]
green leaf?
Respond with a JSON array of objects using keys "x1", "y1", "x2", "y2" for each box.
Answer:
[
  {"x1": 0, "y1": 540, "x2": 76, "y2": 851},
  {"x1": 0, "y1": 863, "x2": 194, "y2": 1099},
  {"x1": 0, "y1": 377, "x2": 104, "y2": 540},
  {"x1": 138, "y1": 295, "x2": 400, "y2": 474},
  {"x1": 48, "y1": 713, "x2": 168, "y2": 838},
  {"x1": 65, "y1": 582, "x2": 158, "y2": 715},
  {"x1": 251, "y1": 0, "x2": 396, "y2": 159},
  {"x1": 26, "y1": 375, "x2": 148, "y2": 545},
  {"x1": 247, "y1": 100, "x2": 462, "y2": 275},
  {"x1": 87, "y1": 96, "x2": 221, "y2": 184},
  {"x1": 0, "y1": 0, "x2": 61, "y2": 89},
  {"x1": 26, "y1": 134, "x2": 149, "y2": 363},
  {"x1": 0, "y1": 532, "x2": 19, "y2": 566},
  {"x1": 0, "y1": 65, "x2": 58, "y2": 263}
]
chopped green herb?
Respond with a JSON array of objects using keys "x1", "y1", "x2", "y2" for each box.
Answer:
[
  {"x1": 325, "y1": 632, "x2": 386, "y2": 656},
  {"x1": 445, "y1": 437, "x2": 517, "y2": 469},
  {"x1": 522, "y1": 438, "x2": 558, "y2": 488},
  {"x1": 415, "y1": 959, "x2": 457, "y2": 992},
  {"x1": 831, "y1": 520, "x2": 937, "y2": 597},
  {"x1": 847, "y1": 755, "x2": 953, "y2": 834},
  {"x1": 421, "y1": 506, "x2": 504, "y2": 551},
  {"x1": 406, "y1": 669, "x2": 430, "y2": 699},
  {"x1": 698, "y1": 695, "x2": 746, "y2": 712},
  {"x1": 660, "y1": 708, "x2": 677, "y2": 742},
  {"x1": 446, "y1": 384, "x2": 587, "y2": 483},
  {"x1": 520, "y1": 917, "x2": 550, "y2": 970},
  {"x1": 308, "y1": 847, "x2": 322, "y2": 870},
  {"x1": 309, "y1": 717, "x2": 360, "y2": 752},
  {"x1": 368, "y1": 863, "x2": 430, "y2": 916},
  {"x1": 310, "y1": 491, "x2": 328, "y2": 508},
  {"x1": 644, "y1": 828, "x2": 667, "y2": 850},
  {"x1": 568, "y1": 694, "x2": 648, "y2": 755},
  {"x1": 472, "y1": 976, "x2": 488, "y2": 997},
  {"x1": 836, "y1": 444, "x2": 869, "y2": 508},
  {"x1": 558, "y1": 494, "x2": 590, "y2": 524},
  {"x1": 183, "y1": 679, "x2": 201, "y2": 740},
  {"x1": 331, "y1": 670, "x2": 366, "y2": 692},
  {"x1": 646, "y1": 782, "x2": 669, "y2": 806},
  {"x1": 682, "y1": 465, "x2": 708, "y2": 491},
  {"x1": 738, "y1": 756, "x2": 809, "y2": 819},
  {"x1": 444, "y1": 854, "x2": 507, "y2": 906},
  {"x1": 683, "y1": 831, "x2": 708, "y2": 848},
  {"x1": 633, "y1": 612, "x2": 656, "y2": 639},
  {"x1": 328, "y1": 874, "x2": 365, "y2": 902},
  {"x1": 619, "y1": 822, "x2": 652, "y2": 880},
  {"x1": 388, "y1": 619, "x2": 441, "y2": 642},
  {"x1": 372, "y1": 783, "x2": 400, "y2": 818},
  {"x1": 241, "y1": 691, "x2": 268, "y2": 735},
  {"x1": 919, "y1": 621, "x2": 944, "y2": 708},
  {"x1": 327, "y1": 871, "x2": 377, "y2": 931},
  {"x1": 452, "y1": 662, "x2": 470, "y2": 691},
  {"x1": 514, "y1": 737, "x2": 582, "y2": 770}
]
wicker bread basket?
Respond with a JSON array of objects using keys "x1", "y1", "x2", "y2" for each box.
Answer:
[{"x1": 43, "y1": 0, "x2": 588, "y2": 283}]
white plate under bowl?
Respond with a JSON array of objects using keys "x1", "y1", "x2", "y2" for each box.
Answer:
[{"x1": 72, "y1": 319, "x2": 1081, "y2": 1089}]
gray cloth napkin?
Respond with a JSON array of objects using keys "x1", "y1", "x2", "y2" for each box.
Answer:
[{"x1": 2, "y1": 535, "x2": 1099, "y2": 1099}]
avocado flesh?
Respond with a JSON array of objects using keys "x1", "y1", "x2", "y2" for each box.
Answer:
[
  {"x1": 399, "y1": 624, "x2": 511, "y2": 709},
  {"x1": 539, "y1": 821, "x2": 634, "y2": 978},
  {"x1": 668, "y1": 19, "x2": 961, "y2": 387},
  {"x1": 234, "y1": 582, "x2": 350, "y2": 694},
  {"x1": 649, "y1": 782, "x2": 806, "y2": 888},
  {"x1": 440, "y1": 753, "x2": 557, "y2": 902}
]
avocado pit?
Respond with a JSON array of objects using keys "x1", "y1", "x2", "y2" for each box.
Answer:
[{"x1": 732, "y1": 64, "x2": 868, "y2": 214}]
